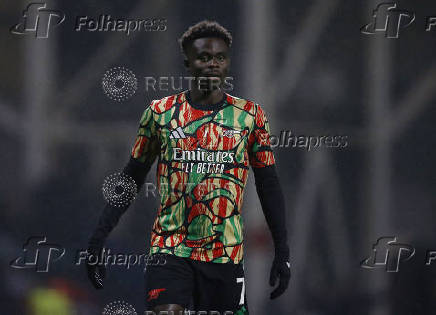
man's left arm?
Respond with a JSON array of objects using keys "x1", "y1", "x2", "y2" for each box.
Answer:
[
  {"x1": 253, "y1": 165, "x2": 291, "y2": 300},
  {"x1": 248, "y1": 104, "x2": 291, "y2": 300}
]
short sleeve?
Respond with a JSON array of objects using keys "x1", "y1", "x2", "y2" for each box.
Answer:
[
  {"x1": 248, "y1": 104, "x2": 276, "y2": 168},
  {"x1": 130, "y1": 104, "x2": 160, "y2": 167}
]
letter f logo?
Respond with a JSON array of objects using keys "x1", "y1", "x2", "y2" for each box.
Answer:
[
  {"x1": 10, "y1": 3, "x2": 65, "y2": 38},
  {"x1": 361, "y1": 3, "x2": 415, "y2": 38},
  {"x1": 361, "y1": 236, "x2": 415, "y2": 272}
]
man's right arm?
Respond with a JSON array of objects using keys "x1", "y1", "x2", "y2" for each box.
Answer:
[
  {"x1": 88, "y1": 156, "x2": 153, "y2": 250},
  {"x1": 86, "y1": 103, "x2": 159, "y2": 289},
  {"x1": 88, "y1": 100, "x2": 159, "y2": 250}
]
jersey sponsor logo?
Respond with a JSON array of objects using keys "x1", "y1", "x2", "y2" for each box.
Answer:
[
  {"x1": 147, "y1": 288, "x2": 166, "y2": 301},
  {"x1": 222, "y1": 129, "x2": 241, "y2": 138},
  {"x1": 173, "y1": 148, "x2": 235, "y2": 174},
  {"x1": 169, "y1": 127, "x2": 187, "y2": 139},
  {"x1": 216, "y1": 119, "x2": 243, "y2": 138},
  {"x1": 173, "y1": 148, "x2": 235, "y2": 163}
]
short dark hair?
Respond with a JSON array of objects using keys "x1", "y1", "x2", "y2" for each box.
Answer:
[{"x1": 178, "y1": 20, "x2": 232, "y2": 56}]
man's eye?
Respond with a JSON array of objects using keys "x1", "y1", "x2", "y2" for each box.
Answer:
[
  {"x1": 217, "y1": 55, "x2": 225, "y2": 62},
  {"x1": 199, "y1": 55, "x2": 209, "y2": 62}
]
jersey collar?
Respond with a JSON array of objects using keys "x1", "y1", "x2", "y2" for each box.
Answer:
[{"x1": 184, "y1": 90, "x2": 227, "y2": 111}]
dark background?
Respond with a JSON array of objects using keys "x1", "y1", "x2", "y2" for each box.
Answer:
[{"x1": 1, "y1": 0, "x2": 436, "y2": 314}]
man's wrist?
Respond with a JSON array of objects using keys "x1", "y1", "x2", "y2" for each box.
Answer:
[{"x1": 274, "y1": 243, "x2": 290, "y2": 260}]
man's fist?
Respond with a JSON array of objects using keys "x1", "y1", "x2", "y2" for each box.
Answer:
[
  {"x1": 86, "y1": 248, "x2": 106, "y2": 289},
  {"x1": 269, "y1": 246, "x2": 291, "y2": 299}
]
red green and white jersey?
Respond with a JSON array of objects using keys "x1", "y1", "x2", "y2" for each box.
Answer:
[{"x1": 131, "y1": 91, "x2": 275, "y2": 264}]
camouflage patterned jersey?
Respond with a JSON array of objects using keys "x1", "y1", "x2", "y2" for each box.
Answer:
[{"x1": 131, "y1": 90, "x2": 275, "y2": 264}]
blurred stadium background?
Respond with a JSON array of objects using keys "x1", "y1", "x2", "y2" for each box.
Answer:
[{"x1": 1, "y1": 0, "x2": 436, "y2": 314}]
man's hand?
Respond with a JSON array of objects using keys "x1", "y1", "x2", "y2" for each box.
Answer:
[
  {"x1": 269, "y1": 246, "x2": 291, "y2": 299},
  {"x1": 86, "y1": 248, "x2": 106, "y2": 290}
]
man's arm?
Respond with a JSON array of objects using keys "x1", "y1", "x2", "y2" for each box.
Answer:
[
  {"x1": 89, "y1": 103, "x2": 158, "y2": 249},
  {"x1": 253, "y1": 164, "x2": 291, "y2": 299},
  {"x1": 86, "y1": 156, "x2": 153, "y2": 289},
  {"x1": 86, "y1": 102, "x2": 159, "y2": 289},
  {"x1": 253, "y1": 164, "x2": 289, "y2": 253},
  {"x1": 247, "y1": 103, "x2": 291, "y2": 299},
  {"x1": 88, "y1": 156, "x2": 153, "y2": 250}
]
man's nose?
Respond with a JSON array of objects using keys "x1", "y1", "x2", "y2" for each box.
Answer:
[{"x1": 208, "y1": 57, "x2": 220, "y2": 67}]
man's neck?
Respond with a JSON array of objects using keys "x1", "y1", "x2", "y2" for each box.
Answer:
[{"x1": 189, "y1": 87, "x2": 224, "y2": 106}]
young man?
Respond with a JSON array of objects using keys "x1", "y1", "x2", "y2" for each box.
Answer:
[{"x1": 87, "y1": 20, "x2": 290, "y2": 314}]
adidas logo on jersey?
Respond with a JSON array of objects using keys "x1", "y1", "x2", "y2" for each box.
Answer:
[{"x1": 169, "y1": 127, "x2": 187, "y2": 139}]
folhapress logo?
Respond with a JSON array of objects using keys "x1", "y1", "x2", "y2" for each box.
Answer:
[
  {"x1": 10, "y1": 236, "x2": 65, "y2": 272},
  {"x1": 361, "y1": 3, "x2": 415, "y2": 38},
  {"x1": 10, "y1": 3, "x2": 65, "y2": 38},
  {"x1": 361, "y1": 237, "x2": 415, "y2": 272}
]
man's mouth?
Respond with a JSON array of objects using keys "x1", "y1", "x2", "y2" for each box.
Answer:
[{"x1": 203, "y1": 72, "x2": 221, "y2": 77}]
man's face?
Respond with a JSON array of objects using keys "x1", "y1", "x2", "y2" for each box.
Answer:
[{"x1": 185, "y1": 37, "x2": 230, "y2": 90}]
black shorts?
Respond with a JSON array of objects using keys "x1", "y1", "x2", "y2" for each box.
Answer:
[{"x1": 144, "y1": 253, "x2": 249, "y2": 314}]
